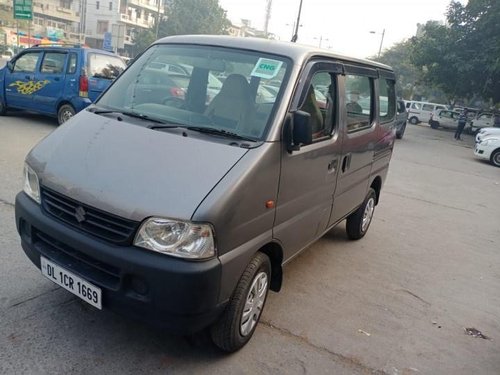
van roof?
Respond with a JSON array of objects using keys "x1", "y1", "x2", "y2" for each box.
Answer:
[{"x1": 154, "y1": 35, "x2": 393, "y2": 72}]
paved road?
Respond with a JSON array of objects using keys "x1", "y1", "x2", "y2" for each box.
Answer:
[{"x1": 1, "y1": 114, "x2": 499, "y2": 374}]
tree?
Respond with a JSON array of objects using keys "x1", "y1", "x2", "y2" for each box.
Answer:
[
  {"x1": 158, "y1": 0, "x2": 231, "y2": 37},
  {"x1": 131, "y1": 29, "x2": 156, "y2": 57},
  {"x1": 409, "y1": 0, "x2": 500, "y2": 106}
]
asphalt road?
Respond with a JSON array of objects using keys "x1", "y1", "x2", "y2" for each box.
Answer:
[{"x1": 1, "y1": 113, "x2": 499, "y2": 374}]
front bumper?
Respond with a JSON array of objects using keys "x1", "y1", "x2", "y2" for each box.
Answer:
[
  {"x1": 474, "y1": 144, "x2": 491, "y2": 161},
  {"x1": 15, "y1": 192, "x2": 225, "y2": 334}
]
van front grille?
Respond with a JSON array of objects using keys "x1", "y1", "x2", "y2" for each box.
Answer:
[{"x1": 41, "y1": 187, "x2": 139, "y2": 244}]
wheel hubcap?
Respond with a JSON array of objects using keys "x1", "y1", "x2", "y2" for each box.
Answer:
[
  {"x1": 61, "y1": 110, "x2": 73, "y2": 123},
  {"x1": 493, "y1": 153, "x2": 500, "y2": 166},
  {"x1": 361, "y1": 198, "x2": 375, "y2": 232},
  {"x1": 240, "y1": 272, "x2": 268, "y2": 337}
]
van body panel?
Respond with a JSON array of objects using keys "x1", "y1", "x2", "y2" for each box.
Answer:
[
  {"x1": 192, "y1": 142, "x2": 281, "y2": 301},
  {"x1": 274, "y1": 135, "x2": 342, "y2": 260},
  {"x1": 26, "y1": 110, "x2": 248, "y2": 222}
]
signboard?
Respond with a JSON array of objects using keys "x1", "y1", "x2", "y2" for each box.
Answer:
[
  {"x1": 103, "y1": 32, "x2": 112, "y2": 51},
  {"x1": 13, "y1": 0, "x2": 33, "y2": 20}
]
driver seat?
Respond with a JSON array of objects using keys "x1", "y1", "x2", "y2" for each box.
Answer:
[{"x1": 205, "y1": 74, "x2": 255, "y2": 130}]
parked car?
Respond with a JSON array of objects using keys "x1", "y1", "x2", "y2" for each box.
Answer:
[
  {"x1": 395, "y1": 99, "x2": 408, "y2": 139},
  {"x1": 474, "y1": 135, "x2": 500, "y2": 167},
  {"x1": 405, "y1": 100, "x2": 447, "y2": 124},
  {"x1": 428, "y1": 109, "x2": 462, "y2": 129},
  {"x1": 0, "y1": 44, "x2": 126, "y2": 124},
  {"x1": 475, "y1": 127, "x2": 500, "y2": 143},
  {"x1": 469, "y1": 112, "x2": 495, "y2": 133},
  {"x1": 15, "y1": 35, "x2": 396, "y2": 352}
]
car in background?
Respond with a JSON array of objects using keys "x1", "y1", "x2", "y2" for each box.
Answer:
[
  {"x1": 469, "y1": 112, "x2": 495, "y2": 133},
  {"x1": 0, "y1": 44, "x2": 126, "y2": 124},
  {"x1": 428, "y1": 109, "x2": 462, "y2": 129},
  {"x1": 395, "y1": 99, "x2": 408, "y2": 139},
  {"x1": 475, "y1": 127, "x2": 500, "y2": 143},
  {"x1": 474, "y1": 135, "x2": 500, "y2": 167},
  {"x1": 406, "y1": 100, "x2": 447, "y2": 124}
]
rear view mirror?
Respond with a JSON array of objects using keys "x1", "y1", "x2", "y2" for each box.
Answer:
[
  {"x1": 6, "y1": 61, "x2": 14, "y2": 72},
  {"x1": 285, "y1": 110, "x2": 313, "y2": 152}
]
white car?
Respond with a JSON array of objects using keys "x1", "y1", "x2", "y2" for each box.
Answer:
[
  {"x1": 428, "y1": 109, "x2": 461, "y2": 129},
  {"x1": 475, "y1": 127, "x2": 500, "y2": 143},
  {"x1": 474, "y1": 135, "x2": 500, "y2": 167},
  {"x1": 470, "y1": 112, "x2": 495, "y2": 133}
]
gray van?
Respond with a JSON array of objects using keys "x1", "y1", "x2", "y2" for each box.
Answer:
[{"x1": 15, "y1": 36, "x2": 396, "y2": 352}]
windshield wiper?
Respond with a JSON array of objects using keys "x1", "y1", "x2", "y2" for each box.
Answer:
[
  {"x1": 90, "y1": 108, "x2": 166, "y2": 124},
  {"x1": 185, "y1": 126, "x2": 256, "y2": 142}
]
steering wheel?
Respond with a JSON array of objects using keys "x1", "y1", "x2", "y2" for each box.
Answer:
[{"x1": 162, "y1": 96, "x2": 185, "y2": 108}]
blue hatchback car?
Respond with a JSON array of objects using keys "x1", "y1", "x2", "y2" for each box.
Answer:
[{"x1": 0, "y1": 45, "x2": 126, "y2": 124}]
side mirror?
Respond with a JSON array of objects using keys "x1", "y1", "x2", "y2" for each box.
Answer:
[
  {"x1": 285, "y1": 110, "x2": 313, "y2": 153},
  {"x1": 6, "y1": 61, "x2": 14, "y2": 72}
]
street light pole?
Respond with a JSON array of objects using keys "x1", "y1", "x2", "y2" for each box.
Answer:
[
  {"x1": 370, "y1": 28, "x2": 385, "y2": 58},
  {"x1": 291, "y1": 0, "x2": 303, "y2": 43},
  {"x1": 377, "y1": 28, "x2": 385, "y2": 58}
]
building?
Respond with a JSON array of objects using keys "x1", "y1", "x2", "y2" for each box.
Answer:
[{"x1": 84, "y1": 0, "x2": 164, "y2": 54}]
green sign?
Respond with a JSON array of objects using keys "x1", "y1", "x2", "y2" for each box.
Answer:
[{"x1": 13, "y1": 0, "x2": 33, "y2": 20}]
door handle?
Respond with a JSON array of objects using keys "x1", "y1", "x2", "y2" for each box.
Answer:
[
  {"x1": 341, "y1": 154, "x2": 351, "y2": 173},
  {"x1": 25, "y1": 75, "x2": 32, "y2": 80},
  {"x1": 54, "y1": 77, "x2": 60, "y2": 81},
  {"x1": 328, "y1": 159, "x2": 338, "y2": 173}
]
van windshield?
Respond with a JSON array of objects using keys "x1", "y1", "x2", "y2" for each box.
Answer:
[{"x1": 96, "y1": 44, "x2": 290, "y2": 140}]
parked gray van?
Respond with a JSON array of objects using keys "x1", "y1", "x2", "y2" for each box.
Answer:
[{"x1": 15, "y1": 35, "x2": 396, "y2": 352}]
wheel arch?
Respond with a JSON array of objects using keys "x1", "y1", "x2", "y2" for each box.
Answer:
[
  {"x1": 259, "y1": 242, "x2": 283, "y2": 292},
  {"x1": 370, "y1": 176, "x2": 383, "y2": 205}
]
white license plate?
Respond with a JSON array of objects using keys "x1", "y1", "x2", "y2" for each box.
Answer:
[{"x1": 41, "y1": 257, "x2": 102, "y2": 309}]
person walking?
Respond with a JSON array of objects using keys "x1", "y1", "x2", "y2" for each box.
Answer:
[{"x1": 455, "y1": 108, "x2": 468, "y2": 140}]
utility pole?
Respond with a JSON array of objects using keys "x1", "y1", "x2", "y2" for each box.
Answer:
[
  {"x1": 264, "y1": 0, "x2": 272, "y2": 38},
  {"x1": 155, "y1": 0, "x2": 161, "y2": 39},
  {"x1": 291, "y1": 0, "x2": 303, "y2": 42}
]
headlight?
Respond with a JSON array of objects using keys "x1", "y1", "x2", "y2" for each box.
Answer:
[
  {"x1": 134, "y1": 217, "x2": 215, "y2": 259},
  {"x1": 23, "y1": 163, "x2": 41, "y2": 204}
]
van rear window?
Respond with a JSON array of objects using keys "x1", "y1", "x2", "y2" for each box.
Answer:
[{"x1": 88, "y1": 53, "x2": 126, "y2": 79}]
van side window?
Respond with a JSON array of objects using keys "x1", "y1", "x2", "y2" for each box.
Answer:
[
  {"x1": 345, "y1": 74, "x2": 372, "y2": 133},
  {"x1": 67, "y1": 53, "x2": 77, "y2": 74},
  {"x1": 422, "y1": 104, "x2": 434, "y2": 111},
  {"x1": 411, "y1": 102, "x2": 421, "y2": 110},
  {"x1": 379, "y1": 78, "x2": 395, "y2": 123},
  {"x1": 298, "y1": 71, "x2": 337, "y2": 140},
  {"x1": 41, "y1": 53, "x2": 66, "y2": 74}
]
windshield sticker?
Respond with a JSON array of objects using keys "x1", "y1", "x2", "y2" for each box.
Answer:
[{"x1": 251, "y1": 58, "x2": 283, "y2": 79}]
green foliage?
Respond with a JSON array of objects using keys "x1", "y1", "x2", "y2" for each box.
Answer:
[
  {"x1": 409, "y1": 0, "x2": 500, "y2": 105},
  {"x1": 131, "y1": 29, "x2": 156, "y2": 57},
  {"x1": 158, "y1": 0, "x2": 231, "y2": 37}
]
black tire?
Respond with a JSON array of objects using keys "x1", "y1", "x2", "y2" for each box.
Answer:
[
  {"x1": 490, "y1": 149, "x2": 500, "y2": 168},
  {"x1": 0, "y1": 99, "x2": 6, "y2": 116},
  {"x1": 57, "y1": 104, "x2": 76, "y2": 125},
  {"x1": 346, "y1": 188, "x2": 377, "y2": 240},
  {"x1": 396, "y1": 122, "x2": 406, "y2": 139},
  {"x1": 409, "y1": 116, "x2": 418, "y2": 125},
  {"x1": 211, "y1": 252, "x2": 271, "y2": 352},
  {"x1": 429, "y1": 120, "x2": 439, "y2": 129}
]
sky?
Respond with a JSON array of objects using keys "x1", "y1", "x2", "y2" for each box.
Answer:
[{"x1": 219, "y1": 0, "x2": 467, "y2": 59}]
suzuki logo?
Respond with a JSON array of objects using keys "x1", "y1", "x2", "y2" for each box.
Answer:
[{"x1": 75, "y1": 206, "x2": 86, "y2": 223}]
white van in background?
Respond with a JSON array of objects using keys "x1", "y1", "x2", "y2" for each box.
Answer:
[{"x1": 405, "y1": 100, "x2": 447, "y2": 124}]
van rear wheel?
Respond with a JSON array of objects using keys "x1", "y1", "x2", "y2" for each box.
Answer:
[
  {"x1": 346, "y1": 188, "x2": 376, "y2": 240},
  {"x1": 210, "y1": 252, "x2": 271, "y2": 352},
  {"x1": 409, "y1": 116, "x2": 418, "y2": 125},
  {"x1": 57, "y1": 104, "x2": 76, "y2": 125}
]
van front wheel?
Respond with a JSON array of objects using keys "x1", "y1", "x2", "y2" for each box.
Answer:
[
  {"x1": 346, "y1": 188, "x2": 376, "y2": 240},
  {"x1": 57, "y1": 104, "x2": 75, "y2": 125},
  {"x1": 210, "y1": 252, "x2": 271, "y2": 352}
]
